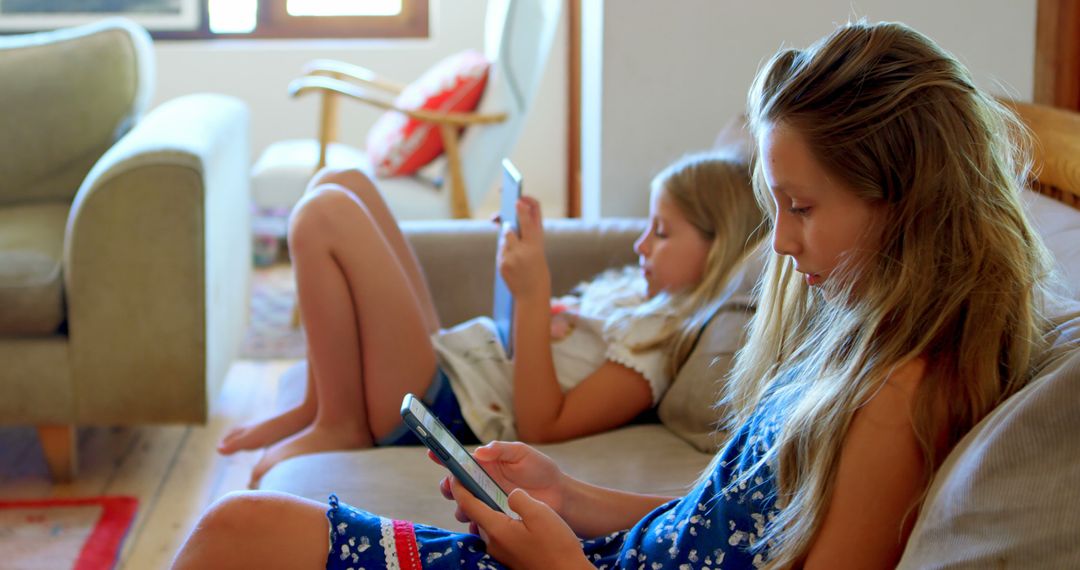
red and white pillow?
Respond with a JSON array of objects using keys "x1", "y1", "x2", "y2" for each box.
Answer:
[{"x1": 367, "y1": 50, "x2": 490, "y2": 178}]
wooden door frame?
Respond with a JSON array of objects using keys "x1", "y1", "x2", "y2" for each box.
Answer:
[
  {"x1": 1035, "y1": 0, "x2": 1080, "y2": 110},
  {"x1": 566, "y1": 0, "x2": 581, "y2": 217}
]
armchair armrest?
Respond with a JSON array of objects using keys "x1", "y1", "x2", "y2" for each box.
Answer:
[
  {"x1": 402, "y1": 218, "x2": 646, "y2": 327},
  {"x1": 63, "y1": 93, "x2": 250, "y2": 424},
  {"x1": 289, "y1": 75, "x2": 508, "y2": 127},
  {"x1": 301, "y1": 59, "x2": 407, "y2": 94}
]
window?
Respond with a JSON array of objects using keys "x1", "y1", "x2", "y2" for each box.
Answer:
[
  {"x1": 202, "y1": 0, "x2": 428, "y2": 39},
  {"x1": 0, "y1": 0, "x2": 428, "y2": 39}
]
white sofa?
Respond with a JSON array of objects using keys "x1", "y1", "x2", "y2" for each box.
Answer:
[{"x1": 258, "y1": 187, "x2": 1080, "y2": 568}]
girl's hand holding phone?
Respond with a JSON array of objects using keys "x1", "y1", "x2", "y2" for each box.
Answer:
[
  {"x1": 449, "y1": 478, "x2": 588, "y2": 570},
  {"x1": 497, "y1": 197, "x2": 551, "y2": 303},
  {"x1": 432, "y1": 441, "x2": 567, "y2": 526}
]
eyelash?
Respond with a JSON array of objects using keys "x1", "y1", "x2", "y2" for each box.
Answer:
[{"x1": 788, "y1": 206, "x2": 811, "y2": 216}]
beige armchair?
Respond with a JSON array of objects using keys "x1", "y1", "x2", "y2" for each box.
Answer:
[{"x1": 0, "y1": 19, "x2": 251, "y2": 481}]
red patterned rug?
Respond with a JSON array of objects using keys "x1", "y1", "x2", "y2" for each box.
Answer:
[
  {"x1": 241, "y1": 263, "x2": 307, "y2": 360},
  {"x1": 0, "y1": 496, "x2": 137, "y2": 570}
]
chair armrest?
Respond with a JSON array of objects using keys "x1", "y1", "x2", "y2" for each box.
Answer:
[
  {"x1": 301, "y1": 59, "x2": 407, "y2": 94},
  {"x1": 63, "y1": 93, "x2": 251, "y2": 424},
  {"x1": 401, "y1": 218, "x2": 646, "y2": 327},
  {"x1": 289, "y1": 75, "x2": 508, "y2": 127}
]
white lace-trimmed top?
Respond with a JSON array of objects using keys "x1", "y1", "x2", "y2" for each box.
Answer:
[{"x1": 431, "y1": 270, "x2": 676, "y2": 442}]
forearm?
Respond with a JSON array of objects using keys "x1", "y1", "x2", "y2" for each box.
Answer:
[
  {"x1": 559, "y1": 476, "x2": 675, "y2": 539},
  {"x1": 512, "y1": 294, "x2": 565, "y2": 442}
]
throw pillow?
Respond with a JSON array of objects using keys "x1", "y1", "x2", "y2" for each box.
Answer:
[
  {"x1": 898, "y1": 305, "x2": 1080, "y2": 569},
  {"x1": 367, "y1": 50, "x2": 490, "y2": 178}
]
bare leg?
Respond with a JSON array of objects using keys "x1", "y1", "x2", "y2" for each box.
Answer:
[
  {"x1": 310, "y1": 168, "x2": 440, "y2": 334},
  {"x1": 218, "y1": 363, "x2": 315, "y2": 455},
  {"x1": 171, "y1": 491, "x2": 330, "y2": 570},
  {"x1": 249, "y1": 184, "x2": 440, "y2": 486},
  {"x1": 218, "y1": 169, "x2": 440, "y2": 456}
]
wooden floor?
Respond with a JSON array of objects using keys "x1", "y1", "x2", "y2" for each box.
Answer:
[{"x1": 0, "y1": 360, "x2": 295, "y2": 570}]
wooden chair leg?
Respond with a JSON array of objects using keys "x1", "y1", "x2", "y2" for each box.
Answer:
[
  {"x1": 36, "y1": 424, "x2": 77, "y2": 483},
  {"x1": 439, "y1": 124, "x2": 471, "y2": 219},
  {"x1": 291, "y1": 303, "x2": 302, "y2": 329}
]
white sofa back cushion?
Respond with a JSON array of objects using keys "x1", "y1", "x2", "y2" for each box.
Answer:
[
  {"x1": 898, "y1": 190, "x2": 1080, "y2": 568},
  {"x1": 898, "y1": 308, "x2": 1080, "y2": 569}
]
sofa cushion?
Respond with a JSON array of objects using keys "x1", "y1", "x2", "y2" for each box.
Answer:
[
  {"x1": 260, "y1": 424, "x2": 713, "y2": 530},
  {"x1": 261, "y1": 361, "x2": 714, "y2": 528},
  {"x1": 898, "y1": 305, "x2": 1080, "y2": 569},
  {"x1": 1023, "y1": 189, "x2": 1080, "y2": 304},
  {"x1": 657, "y1": 248, "x2": 766, "y2": 453},
  {"x1": 0, "y1": 201, "x2": 69, "y2": 335}
]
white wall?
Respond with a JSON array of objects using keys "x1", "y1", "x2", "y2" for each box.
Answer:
[
  {"x1": 582, "y1": 0, "x2": 1037, "y2": 219},
  {"x1": 150, "y1": 0, "x2": 568, "y2": 218}
]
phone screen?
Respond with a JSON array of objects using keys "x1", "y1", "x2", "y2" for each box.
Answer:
[{"x1": 403, "y1": 395, "x2": 511, "y2": 514}]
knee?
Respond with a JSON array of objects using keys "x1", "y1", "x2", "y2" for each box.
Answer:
[
  {"x1": 309, "y1": 167, "x2": 378, "y2": 198},
  {"x1": 288, "y1": 187, "x2": 370, "y2": 252},
  {"x1": 196, "y1": 491, "x2": 274, "y2": 536}
]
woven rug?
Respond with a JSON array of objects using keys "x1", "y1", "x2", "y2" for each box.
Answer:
[
  {"x1": 240, "y1": 263, "x2": 308, "y2": 360},
  {"x1": 0, "y1": 496, "x2": 137, "y2": 570}
]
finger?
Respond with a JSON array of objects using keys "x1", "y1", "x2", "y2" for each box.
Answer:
[
  {"x1": 516, "y1": 200, "x2": 537, "y2": 241},
  {"x1": 451, "y1": 477, "x2": 505, "y2": 531},
  {"x1": 427, "y1": 449, "x2": 444, "y2": 467},
  {"x1": 507, "y1": 488, "x2": 546, "y2": 522},
  {"x1": 439, "y1": 476, "x2": 453, "y2": 500},
  {"x1": 501, "y1": 226, "x2": 520, "y2": 251},
  {"x1": 472, "y1": 441, "x2": 529, "y2": 464}
]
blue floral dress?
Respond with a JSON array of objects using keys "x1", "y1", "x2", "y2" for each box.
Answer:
[{"x1": 325, "y1": 393, "x2": 786, "y2": 570}]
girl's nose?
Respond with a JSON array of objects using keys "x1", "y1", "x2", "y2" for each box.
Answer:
[
  {"x1": 634, "y1": 232, "x2": 650, "y2": 256},
  {"x1": 771, "y1": 215, "x2": 800, "y2": 257}
]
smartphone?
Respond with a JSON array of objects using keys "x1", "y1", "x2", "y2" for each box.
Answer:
[
  {"x1": 400, "y1": 393, "x2": 512, "y2": 515},
  {"x1": 493, "y1": 159, "x2": 522, "y2": 358}
]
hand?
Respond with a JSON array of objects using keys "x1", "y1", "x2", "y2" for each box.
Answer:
[
  {"x1": 451, "y1": 479, "x2": 586, "y2": 570},
  {"x1": 431, "y1": 441, "x2": 567, "y2": 527},
  {"x1": 497, "y1": 196, "x2": 551, "y2": 302}
]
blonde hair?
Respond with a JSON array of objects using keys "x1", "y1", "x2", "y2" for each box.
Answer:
[
  {"x1": 724, "y1": 21, "x2": 1052, "y2": 567},
  {"x1": 608, "y1": 151, "x2": 768, "y2": 377}
]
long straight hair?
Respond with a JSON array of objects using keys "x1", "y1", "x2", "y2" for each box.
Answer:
[
  {"x1": 628, "y1": 151, "x2": 768, "y2": 377},
  {"x1": 723, "y1": 22, "x2": 1052, "y2": 567}
]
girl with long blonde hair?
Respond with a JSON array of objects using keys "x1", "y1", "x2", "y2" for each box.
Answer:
[{"x1": 174, "y1": 21, "x2": 1051, "y2": 570}]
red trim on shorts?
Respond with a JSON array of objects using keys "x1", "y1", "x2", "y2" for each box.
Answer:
[{"x1": 393, "y1": 519, "x2": 423, "y2": 570}]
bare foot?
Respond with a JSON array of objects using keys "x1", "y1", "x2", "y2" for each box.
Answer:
[
  {"x1": 247, "y1": 423, "x2": 371, "y2": 488},
  {"x1": 217, "y1": 404, "x2": 316, "y2": 456}
]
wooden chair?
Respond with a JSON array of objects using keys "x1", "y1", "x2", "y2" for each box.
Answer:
[{"x1": 251, "y1": 0, "x2": 563, "y2": 221}]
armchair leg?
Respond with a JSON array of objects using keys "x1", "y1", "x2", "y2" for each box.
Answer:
[{"x1": 36, "y1": 424, "x2": 77, "y2": 483}]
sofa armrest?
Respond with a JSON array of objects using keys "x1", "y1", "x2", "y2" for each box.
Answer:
[
  {"x1": 402, "y1": 218, "x2": 646, "y2": 327},
  {"x1": 63, "y1": 93, "x2": 250, "y2": 424}
]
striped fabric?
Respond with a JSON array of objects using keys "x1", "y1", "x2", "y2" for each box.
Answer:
[{"x1": 899, "y1": 309, "x2": 1080, "y2": 569}]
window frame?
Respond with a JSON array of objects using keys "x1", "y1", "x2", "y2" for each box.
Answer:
[{"x1": 153, "y1": 0, "x2": 428, "y2": 40}]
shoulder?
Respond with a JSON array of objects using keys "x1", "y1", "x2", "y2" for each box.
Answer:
[{"x1": 860, "y1": 357, "x2": 928, "y2": 424}]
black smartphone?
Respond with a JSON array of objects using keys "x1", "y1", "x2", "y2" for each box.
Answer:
[
  {"x1": 493, "y1": 158, "x2": 522, "y2": 358},
  {"x1": 400, "y1": 393, "x2": 512, "y2": 515}
]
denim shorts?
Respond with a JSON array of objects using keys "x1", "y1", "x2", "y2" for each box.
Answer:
[{"x1": 376, "y1": 367, "x2": 479, "y2": 446}]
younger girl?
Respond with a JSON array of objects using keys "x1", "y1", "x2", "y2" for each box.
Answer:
[
  {"x1": 220, "y1": 151, "x2": 767, "y2": 485},
  {"x1": 175, "y1": 21, "x2": 1053, "y2": 569}
]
